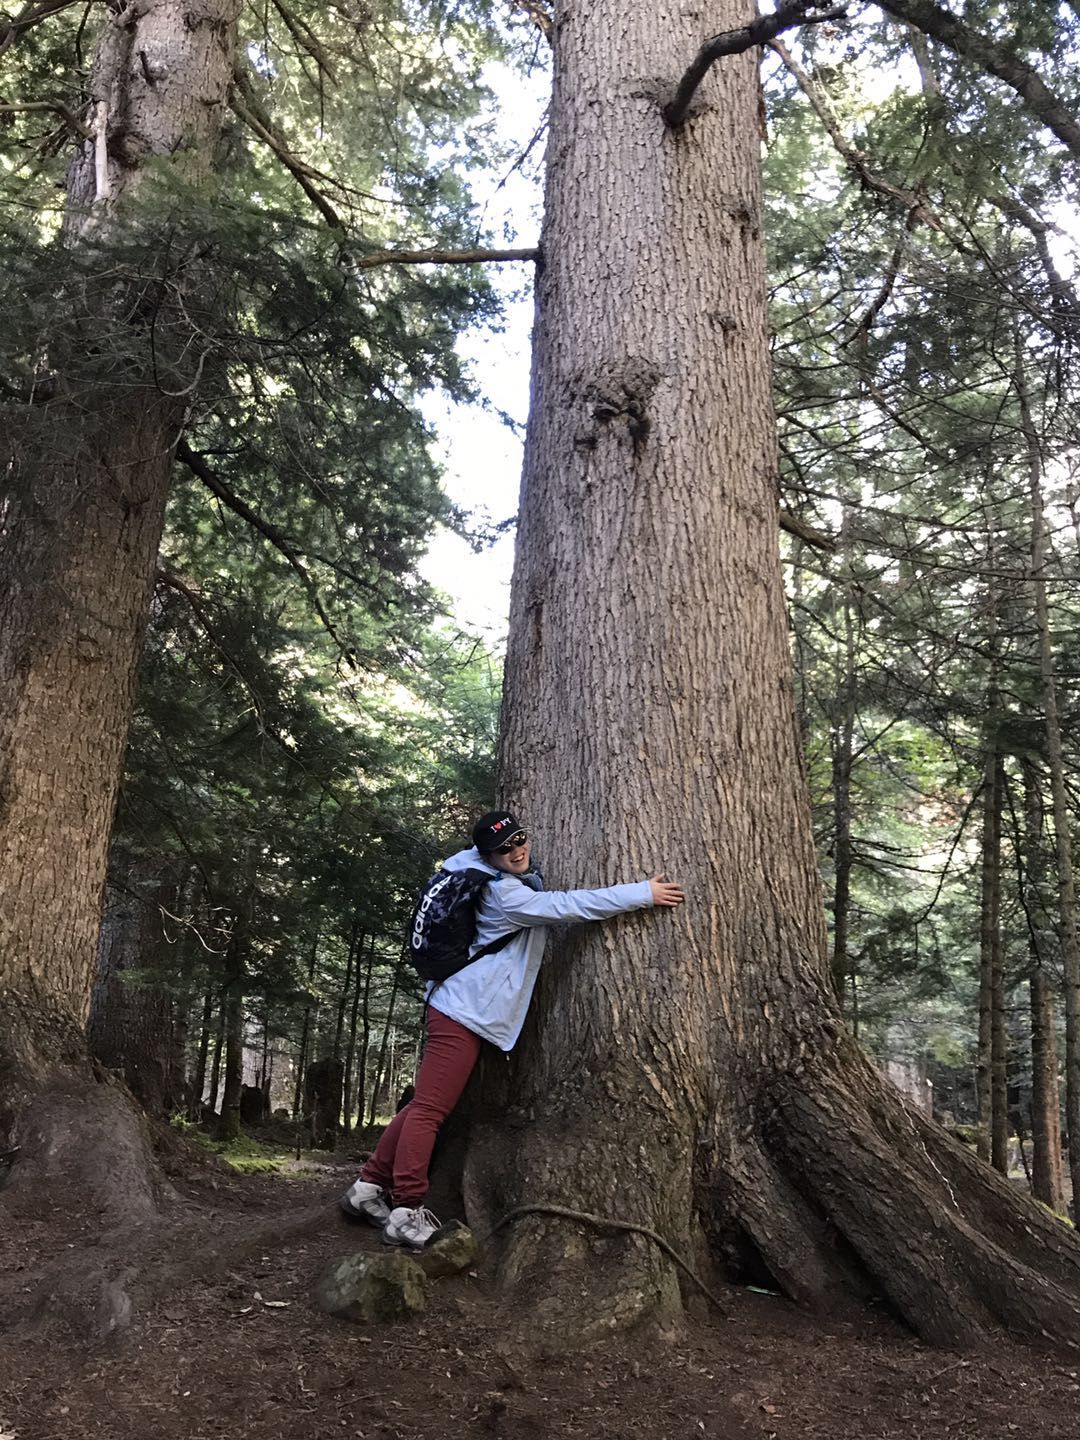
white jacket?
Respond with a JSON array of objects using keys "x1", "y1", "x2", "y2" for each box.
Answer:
[{"x1": 426, "y1": 846, "x2": 654, "y2": 1051}]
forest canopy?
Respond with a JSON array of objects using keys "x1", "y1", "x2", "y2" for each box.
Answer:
[{"x1": 4, "y1": 0, "x2": 1080, "y2": 1350}]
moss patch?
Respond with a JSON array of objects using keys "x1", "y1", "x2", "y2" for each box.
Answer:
[{"x1": 171, "y1": 1121, "x2": 295, "y2": 1175}]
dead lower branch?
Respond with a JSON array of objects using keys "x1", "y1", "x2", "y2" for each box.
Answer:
[
  {"x1": 351, "y1": 246, "x2": 538, "y2": 269},
  {"x1": 664, "y1": 1, "x2": 848, "y2": 128},
  {"x1": 779, "y1": 507, "x2": 835, "y2": 551}
]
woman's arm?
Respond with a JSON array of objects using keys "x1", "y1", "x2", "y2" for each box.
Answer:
[{"x1": 490, "y1": 874, "x2": 683, "y2": 928}]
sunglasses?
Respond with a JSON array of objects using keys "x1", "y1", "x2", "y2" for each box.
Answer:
[{"x1": 492, "y1": 829, "x2": 528, "y2": 855}]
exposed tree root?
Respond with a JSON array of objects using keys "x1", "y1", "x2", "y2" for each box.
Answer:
[
  {"x1": 462, "y1": 1110, "x2": 694, "y2": 1339},
  {"x1": 764, "y1": 1053, "x2": 1080, "y2": 1348},
  {"x1": 491, "y1": 1204, "x2": 729, "y2": 1315},
  {"x1": 462, "y1": 1038, "x2": 1080, "y2": 1351}
]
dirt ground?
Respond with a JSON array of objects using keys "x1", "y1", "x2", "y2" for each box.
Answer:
[{"x1": 2, "y1": 1155, "x2": 1078, "y2": 1440}]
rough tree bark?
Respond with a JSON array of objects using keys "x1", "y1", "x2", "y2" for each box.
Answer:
[
  {"x1": 459, "y1": 0, "x2": 1080, "y2": 1347},
  {"x1": 0, "y1": 1, "x2": 243, "y2": 1307}
]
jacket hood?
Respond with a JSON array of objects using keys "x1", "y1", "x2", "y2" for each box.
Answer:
[{"x1": 441, "y1": 846, "x2": 498, "y2": 876}]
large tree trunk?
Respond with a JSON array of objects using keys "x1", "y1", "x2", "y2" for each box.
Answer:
[
  {"x1": 0, "y1": 2, "x2": 242, "y2": 1310},
  {"x1": 460, "y1": 0, "x2": 1080, "y2": 1347}
]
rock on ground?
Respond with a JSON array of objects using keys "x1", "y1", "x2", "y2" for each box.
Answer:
[
  {"x1": 416, "y1": 1221, "x2": 478, "y2": 1280},
  {"x1": 315, "y1": 1250, "x2": 428, "y2": 1323},
  {"x1": 315, "y1": 1223, "x2": 478, "y2": 1323}
]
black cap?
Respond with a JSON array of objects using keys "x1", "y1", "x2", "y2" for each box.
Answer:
[{"x1": 473, "y1": 811, "x2": 522, "y2": 853}]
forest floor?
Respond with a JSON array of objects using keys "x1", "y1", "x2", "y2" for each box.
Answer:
[{"x1": 1, "y1": 1140, "x2": 1078, "y2": 1440}]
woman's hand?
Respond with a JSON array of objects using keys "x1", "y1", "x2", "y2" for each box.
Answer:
[{"x1": 649, "y1": 875, "x2": 685, "y2": 907}]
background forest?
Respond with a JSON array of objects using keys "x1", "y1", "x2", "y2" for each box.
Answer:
[{"x1": 3, "y1": 0, "x2": 1079, "y2": 1212}]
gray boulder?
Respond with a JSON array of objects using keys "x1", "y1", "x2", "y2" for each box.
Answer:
[{"x1": 314, "y1": 1250, "x2": 428, "y2": 1324}]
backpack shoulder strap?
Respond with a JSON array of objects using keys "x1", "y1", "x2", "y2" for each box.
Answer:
[{"x1": 470, "y1": 870, "x2": 523, "y2": 961}]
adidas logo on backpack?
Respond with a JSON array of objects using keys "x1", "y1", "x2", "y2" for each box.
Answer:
[{"x1": 406, "y1": 868, "x2": 519, "y2": 983}]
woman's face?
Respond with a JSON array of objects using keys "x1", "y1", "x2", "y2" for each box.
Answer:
[{"x1": 488, "y1": 831, "x2": 531, "y2": 876}]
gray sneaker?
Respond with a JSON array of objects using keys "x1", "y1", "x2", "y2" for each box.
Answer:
[
  {"x1": 339, "y1": 1179, "x2": 391, "y2": 1227},
  {"x1": 382, "y1": 1205, "x2": 441, "y2": 1250}
]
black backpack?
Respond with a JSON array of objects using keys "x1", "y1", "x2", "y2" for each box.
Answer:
[{"x1": 405, "y1": 867, "x2": 520, "y2": 983}]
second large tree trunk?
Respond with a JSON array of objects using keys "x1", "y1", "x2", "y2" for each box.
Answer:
[
  {"x1": 0, "y1": 0, "x2": 241, "y2": 1252},
  {"x1": 460, "y1": 0, "x2": 1080, "y2": 1347}
]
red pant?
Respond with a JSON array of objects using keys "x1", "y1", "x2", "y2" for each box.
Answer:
[{"x1": 361, "y1": 1005, "x2": 481, "y2": 1206}]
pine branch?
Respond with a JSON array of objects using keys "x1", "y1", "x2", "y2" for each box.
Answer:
[
  {"x1": 231, "y1": 66, "x2": 539, "y2": 262},
  {"x1": 0, "y1": 0, "x2": 85, "y2": 60},
  {"x1": 879, "y1": 0, "x2": 1080, "y2": 158},
  {"x1": 509, "y1": 0, "x2": 552, "y2": 42},
  {"x1": 664, "y1": 1, "x2": 848, "y2": 128},
  {"x1": 769, "y1": 40, "x2": 943, "y2": 230},
  {"x1": 230, "y1": 70, "x2": 343, "y2": 228},
  {"x1": 270, "y1": 0, "x2": 339, "y2": 83},
  {"x1": 773, "y1": 38, "x2": 1079, "y2": 347},
  {"x1": 155, "y1": 568, "x2": 274, "y2": 737},
  {"x1": 0, "y1": 99, "x2": 92, "y2": 137},
  {"x1": 981, "y1": 191, "x2": 1080, "y2": 324},
  {"x1": 174, "y1": 439, "x2": 352, "y2": 657}
]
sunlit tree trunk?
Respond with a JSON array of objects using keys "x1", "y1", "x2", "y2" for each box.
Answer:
[
  {"x1": 341, "y1": 922, "x2": 366, "y2": 1136},
  {"x1": 206, "y1": 1002, "x2": 226, "y2": 1116},
  {"x1": 1022, "y1": 760, "x2": 1066, "y2": 1212},
  {"x1": 292, "y1": 926, "x2": 320, "y2": 1121},
  {"x1": 830, "y1": 563, "x2": 857, "y2": 1007},
  {"x1": 1018, "y1": 354, "x2": 1080, "y2": 1212},
  {"x1": 354, "y1": 938, "x2": 377, "y2": 1128},
  {"x1": 190, "y1": 985, "x2": 215, "y2": 1119},
  {"x1": 367, "y1": 967, "x2": 402, "y2": 1127},
  {"x1": 215, "y1": 935, "x2": 245, "y2": 1143},
  {"x1": 977, "y1": 745, "x2": 1006, "y2": 1172}
]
